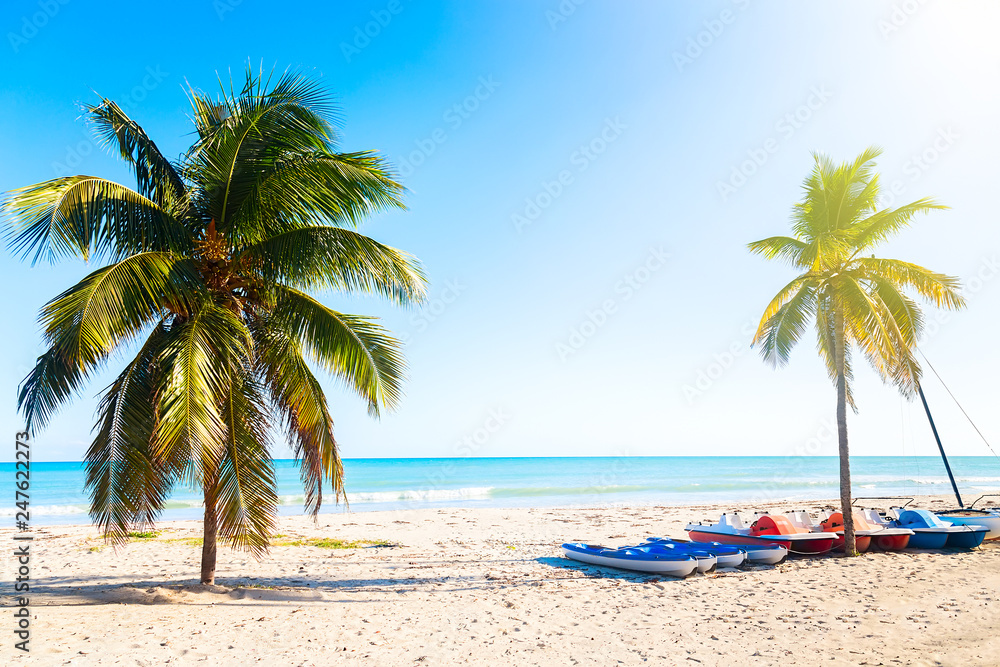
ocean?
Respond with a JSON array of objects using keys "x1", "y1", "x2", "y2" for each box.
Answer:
[{"x1": 5, "y1": 456, "x2": 1000, "y2": 527}]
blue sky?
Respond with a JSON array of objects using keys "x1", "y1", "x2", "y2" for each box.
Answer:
[{"x1": 2, "y1": 0, "x2": 999, "y2": 461}]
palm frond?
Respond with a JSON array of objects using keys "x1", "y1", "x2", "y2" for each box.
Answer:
[
  {"x1": 185, "y1": 68, "x2": 338, "y2": 231},
  {"x1": 86, "y1": 324, "x2": 186, "y2": 544},
  {"x1": 752, "y1": 275, "x2": 806, "y2": 344},
  {"x1": 186, "y1": 83, "x2": 229, "y2": 140},
  {"x1": 838, "y1": 276, "x2": 906, "y2": 388},
  {"x1": 40, "y1": 252, "x2": 205, "y2": 373},
  {"x1": 754, "y1": 282, "x2": 818, "y2": 367},
  {"x1": 85, "y1": 99, "x2": 189, "y2": 216},
  {"x1": 831, "y1": 146, "x2": 882, "y2": 231},
  {"x1": 238, "y1": 225, "x2": 426, "y2": 305},
  {"x1": 866, "y1": 276, "x2": 923, "y2": 348},
  {"x1": 254, "y1": 323, "x2": 342, "y2": 514},
  {"x1": 746, "y1": 236, "x2": 810, "y2": 268},
  {"x1": 18, "y1": 347, "x2": 86, "y2": 434},
  {"x1": 216, "y1": 371, "x2": 277, "y2": 554},
  {"x1": 228, "y1": 152, "x2": 406, "y2": 244},
  {"x1": 850, "y1": 198, "x2": 949, "y2": 252},
  {"x1": 153, "y1": 304, "x2": 252, "y2": 469},
  {"x1": 268, "y1": 285, "x2": 407, "y2": 416},
  {"x1": 3, "y1": 176, "x2": 189, "y2": 263},
  {"x1": 851, "y1": 257, "x2": 965, "y2": 309}
]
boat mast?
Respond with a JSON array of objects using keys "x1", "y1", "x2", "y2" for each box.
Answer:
[{"x1": 916, "y1": 384, "x2": 964, "y2": 508}]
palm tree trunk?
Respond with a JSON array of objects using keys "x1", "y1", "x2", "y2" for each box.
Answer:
[
  {"x1": 834, "y1": 309, "x2": 857, "y2": 556},
  {"x1": 200, "y1": 476, "x2": 219, "y2": 585}
]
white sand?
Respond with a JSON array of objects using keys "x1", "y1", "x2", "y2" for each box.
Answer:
[{"x1": 3, "y1": 495, "x2": 999, "y2": 666}]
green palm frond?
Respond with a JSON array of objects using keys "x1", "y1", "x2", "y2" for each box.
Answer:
[
  {"x1": 851, "y1": 257, "x2": 964, "y2": 309},
  {"x1": 814, "y1": 294, "x2": 856, "y2": 410},
  {"x1": 186, "y1": 81, "x2": 229, "y2": 141},
  {"x1": 268, "y1": 286, "x2": 407, "y2": 416},
  {"x1": 838, "y1": 276, "x2": 901, "y2": 385},
  {"x1": 850, "y1": 198, "x2": 948, "y2": 252},
  {"x1": 153, "y1": 304, "x2": 253, "y2": 468},
  {"x1": 238, "y1": 225, "x2": 426, "y2": 305},
  {"x1": 746, "y1": 236, "x2": 810, "y2": 268},
  {"x1": 185, "y1": 70, "x2": 336, "y2": 231},
  {"x1": 20, "y1": 252, "x2": 203, "y2": 432},
  {"x1": 85, "y1": 99, "x2": 189, "y2": 215},
  {"x1": 751, "y1": 275, "x2": 810, "y2": 341},
  {"x1": 86, "y1": 324, "x2": 186, "y2": 544},
  {"x1": 229, "y1": 152, "x2": 405, "y2": 244},
  {"x1": 216, "y1": 371, "x2": 277, "y2": 554},
  {"x1": 18, "y1": 347, "x2": 86, "y2": 434},
  {"x1": 792, "y1": 146, "x2": 882, "y2": 240},
  {"x1": 866, "y1": 276, "x2": 923, "y2": 348},
  {"x1": 254, "y1": 324, "x2": 342, "y2": 514},
  {"x1": 40, "y1": 252, "x2": 205, "y2": 369},
  {"x1": 3, "y1": 176, "x2": 189, "y2": 263},
  {"x1": 755, "y1": 283, "x2": 817, "y2": 368},
  {"x1": 826, "y1": 147, "x2": 882, "y2": 230}
]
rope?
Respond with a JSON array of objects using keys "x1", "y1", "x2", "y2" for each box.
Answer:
[
  {"x1": 917, "y1": 348, "x2": 1000, "y2": 461},
  {"x1": 901, "y1": 395, "x2": 920, "y2": 495},
  {"x1": 900, "y1": 396, "x2": 912, "y2": 495}
]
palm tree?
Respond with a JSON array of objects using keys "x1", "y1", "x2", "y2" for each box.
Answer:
[
  {"x1": 747, "y1": 147, "x2": 964, "y2": 555},
  {"x1": 3, "y1": 67, "x2": 427, "y2": 584}
]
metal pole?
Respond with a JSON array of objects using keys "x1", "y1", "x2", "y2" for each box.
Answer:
[{"x1": 917, "y1": 384, "x2": 964, "y2": 508}]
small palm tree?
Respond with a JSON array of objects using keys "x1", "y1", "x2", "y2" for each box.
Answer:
[
  {"x1": 3, "y1": 67, "x2": 427, "y2": 584},
  {"x1": 748, "y1": 147, "x2": 964, "y2": 555}
]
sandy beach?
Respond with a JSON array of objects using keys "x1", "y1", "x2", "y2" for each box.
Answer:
[{"x1": 3, "y1": 494, "x2": 999, "y2": 666}]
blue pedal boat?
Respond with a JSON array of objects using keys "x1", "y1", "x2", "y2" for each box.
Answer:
[
  {"x1": 875, "y1": 509, "x2": 989, "y2": 549},
  {"x1": 561, "y1": 543, "x2": 700, "y2": 577}
]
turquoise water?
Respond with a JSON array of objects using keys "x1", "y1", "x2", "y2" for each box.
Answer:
[{"x1": 3, "y1": 456, "x2": 1000, "y2": 526}]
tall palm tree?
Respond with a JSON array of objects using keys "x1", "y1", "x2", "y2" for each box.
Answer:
[
  {"x1": 747, "y1": 147, "x2": 964, "y2": 555},
  {"x1": 3, "y1": 67, "x2": 427, "y2": 584}
]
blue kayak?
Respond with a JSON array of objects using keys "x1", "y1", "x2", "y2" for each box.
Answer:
[
  {"x1": 648, "y1": 537, "x2": 787, "y2": 565},
  {"x1": 561, "y1": 543, "x2": 700, "y2": 577},
  {"x1": 643, "y1": 538, "x2": 746, "y2": 567}
]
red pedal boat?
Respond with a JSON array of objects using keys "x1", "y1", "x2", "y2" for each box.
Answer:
[
  {"x1": 686, "y1": 512, "x2": 837, "y2": 555},
  {"x1": 818, "y1": 509, "x2": 912, "y2": 551},
  {"x1": 780, "y1": 510, "x2": 870, "y2": 552}
]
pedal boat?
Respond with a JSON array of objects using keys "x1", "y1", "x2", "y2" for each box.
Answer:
[
  {"x1": 561, "y1": 543, "x2": 701, "y2": 577},
  {"x1": 646, "y1": 537, "x2": 787, "y2": 566},
  {"x1": 780, "y1": 511, "x2": 871, "y2": 552},
  {"x1": 816, "y1": 510, "x2": 913, "y2": 551},
  {"x1": 864, "y1": 509, "x2": 988, "y2": 549},
  {"x1": 686, "y1": 512, "x2": 837, "y2": 554}
]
